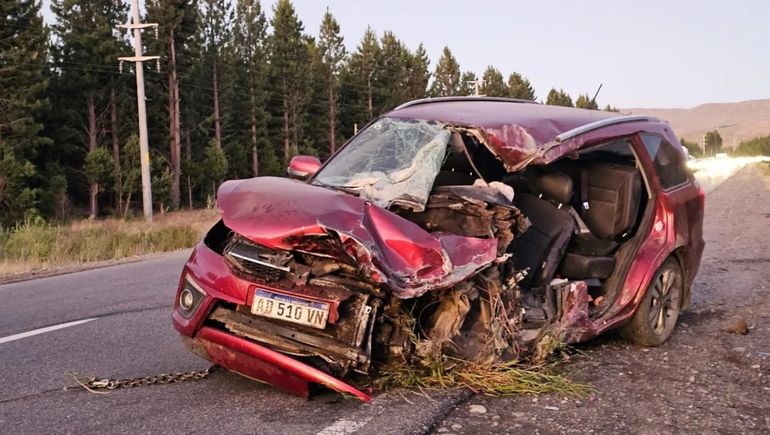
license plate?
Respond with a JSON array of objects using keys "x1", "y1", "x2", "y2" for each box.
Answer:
[{"x1": 251, "y1": 289, "x2": 329, "y2": 329}]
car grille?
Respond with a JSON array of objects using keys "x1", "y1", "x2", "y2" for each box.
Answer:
[{"x1": 224, "y1": 237, "x2": 293, "y2": 281}]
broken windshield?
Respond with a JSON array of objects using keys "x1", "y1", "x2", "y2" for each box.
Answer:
[{"x1": 313, "y1": 117, "x2": 450, "y2": 211}]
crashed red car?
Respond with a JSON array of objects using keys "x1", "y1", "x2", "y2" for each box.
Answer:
[{"x1": 172, "y1": 97, "x2": 705, "y2": 401}]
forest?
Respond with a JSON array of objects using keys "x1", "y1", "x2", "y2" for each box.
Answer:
[{"x1": 2, "y1": 0, "x2": 612, "y2": 228}]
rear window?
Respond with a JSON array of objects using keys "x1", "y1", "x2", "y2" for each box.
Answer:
[{"x1": 640, "y1": 133, "x2": 689, "y2": 189}]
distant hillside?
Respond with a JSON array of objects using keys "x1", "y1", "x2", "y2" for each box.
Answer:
[{"x1": 624, "y1": 99, "x2": 770, "y2": 148}]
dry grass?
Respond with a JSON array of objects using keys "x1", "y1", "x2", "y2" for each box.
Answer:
[
  {"x1": 375, "y1": 357, "x2": 589, "y2": 398},
  {"x1": 0, "y1": 209, "x2": 218, "y2": 279}
]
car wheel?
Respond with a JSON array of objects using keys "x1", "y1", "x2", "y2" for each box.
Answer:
[{"x1": 620, "y1": 257, "x2": 683, "y2": 346}]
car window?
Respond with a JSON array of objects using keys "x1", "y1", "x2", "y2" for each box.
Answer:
[
  {"x1": 640, "y1": 133, "x2": 689, "y2": 189},
  {"x1": 577, "y1": 138, "x2": 636, "y2": 163},
  {"x1": 588, "y1": 139, "x2": 635, "y2": 158}
]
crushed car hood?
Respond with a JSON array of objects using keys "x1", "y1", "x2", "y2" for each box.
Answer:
[{"x1": 217, "y1": 177, "x2": 499, "y2": 298}]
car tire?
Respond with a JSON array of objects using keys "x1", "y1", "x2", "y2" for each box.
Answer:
[{"x1": 619, "y1": 257, "x2": 683, "y2": 346}]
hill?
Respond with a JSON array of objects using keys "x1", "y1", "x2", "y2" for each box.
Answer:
[{"x1": 623, "y1": 99, "x2": 770, "y2": 148}]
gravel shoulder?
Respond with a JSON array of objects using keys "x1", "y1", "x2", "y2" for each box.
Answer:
[{"x1": 434, "y1": 164, "x2": 770, "y2": 434}]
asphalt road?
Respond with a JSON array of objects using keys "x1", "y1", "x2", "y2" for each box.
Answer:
[
  {"x1": 1, "y1": 163, "x2": 767, "y2": 434},
  {"x1": 0, "y1": 241, "x2": 464, "y2": 435}
]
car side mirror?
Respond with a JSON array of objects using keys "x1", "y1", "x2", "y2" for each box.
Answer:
[{"x1": 287, "y1": 155, "x2": 322, "y2": 180}]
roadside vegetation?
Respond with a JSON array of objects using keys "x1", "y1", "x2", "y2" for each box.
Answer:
[
  {"x1": 376, "y1": 358, "x2": 589, "y2": 398},
  {"x1": 682, "y1": 131, "x2": 770, "y2": 158},
  {"x1": 0, "y1": 210, "x2": 217, "y2": 279},
  {"x1": 733, "y1": 134, "x2": 770, "y2": 157}
]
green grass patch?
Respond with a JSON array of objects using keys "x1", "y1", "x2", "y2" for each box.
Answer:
[{"x1": 0, "y1": 210, "x2": 216, "y2": 277}]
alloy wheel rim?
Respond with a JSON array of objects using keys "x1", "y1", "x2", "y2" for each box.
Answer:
[{"x1": 649, "y1": 269, "x2": 678, "y2": 335}]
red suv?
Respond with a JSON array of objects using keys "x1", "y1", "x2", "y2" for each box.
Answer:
[{"x1": 172, "y1": 97, "x2": 705, "y2": 401}]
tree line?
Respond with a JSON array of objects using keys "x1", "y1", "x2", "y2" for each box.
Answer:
[
  {"x1": 1, "y1": 0, "x2": 613, "y2": 227},
  {"x1": 681, "y1": 130, "x2": 770, "y2": 158}
]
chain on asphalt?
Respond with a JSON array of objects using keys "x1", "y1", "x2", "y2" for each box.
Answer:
[{"x1": 70, "y1": 365, "x2": 218, "y2": 393}]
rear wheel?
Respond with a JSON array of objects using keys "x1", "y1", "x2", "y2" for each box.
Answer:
[{"x1": 620, "y1": 257, "x2": 683, "y2": 346}]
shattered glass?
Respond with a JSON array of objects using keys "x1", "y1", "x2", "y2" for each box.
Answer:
[{"x1": 313, "y1": 117, "x2": 449, "y2": 211}]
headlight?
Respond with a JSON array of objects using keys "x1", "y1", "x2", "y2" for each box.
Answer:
[
  {"x1": 178, "y1": 275, "x2": 206, "y2": 318},
  {"x1": 179, "y1": 288, "x2": 195, "y2": 310}
]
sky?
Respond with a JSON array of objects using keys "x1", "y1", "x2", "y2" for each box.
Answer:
[{"x1": 43, "y1": 0, "x2": 770, "y2": 109}]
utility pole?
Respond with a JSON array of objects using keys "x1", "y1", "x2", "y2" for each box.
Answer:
[
  {"x1": 467, "y1": 79, "x2": 482, "y2": 96},
  {"x1": 118, "y1": 0, "x2": 158, "y2": 222}
]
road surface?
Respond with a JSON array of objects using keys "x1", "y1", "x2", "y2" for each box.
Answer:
[{"x1": 1, "y1": 164, "x2": 769, "y2": 434}]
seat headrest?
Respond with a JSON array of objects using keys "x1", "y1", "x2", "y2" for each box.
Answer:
[{"x1": 531, "y1": 172, "x2": 574, "y2": 205}]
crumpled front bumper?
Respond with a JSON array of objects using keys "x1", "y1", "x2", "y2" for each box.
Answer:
[
  {"x1": 172, "y1": 242, "x2": 371, "y2": 402},
  {"x1": 183, "y1": 327, "x2": 371, "y2": 401}
]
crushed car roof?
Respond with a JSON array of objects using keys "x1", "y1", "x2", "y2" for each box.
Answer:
[
  {"x1": 387, "y1": 97, "x2": 654, "y2": 167},
  {"x1": 389, "y1": 98, "x2": 618, "y2": 145}
]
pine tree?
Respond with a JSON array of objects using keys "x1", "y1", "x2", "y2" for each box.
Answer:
[
  {"x1": 405, "y1": 43, "x2": 430, "y2": 100},
  {"x1": 0, "y1": 0, "x2": 50, "y2": 225},
  {"x1": 146, "y1": 0, "x2": 199, "y2": 209},
  {"x1": 232, "y1": 0, "x2": 269, "y2": 174},
  {"x1": 303, "y1": 39, "x2": 329, "y2": 157},
  {"x1": 51, "y1": 0, "x2": 127, "y2": 218},
  {"x1": 429, "y1": 47, "x2": 461, "y2": 97},
  {"x1": 317, "y1": 10, "x2": 346, "y2": 154},
  {"x1": 378, "y1": 31, "x2": 410, "y2": 112},
  {"x1": 480, "y1": 66, "x2": 507, "y2": 97},
  {"x1": 346, "y1": 27, "x2": 380, "y2": 121},
  {"x1": 507, "y1": 72, "x2": 536, "y2": 100},
  {"x1": 199, "y1": 0, "x2": 233, "y2": 151},
  {"x1": 575, "y1": 93, "x2": 599, "y2": 109},
  {"x1": 546, "y1": 88, "x2": 574, "y2": 107},
  {"x1": 269, "y1": 0, "x2": 310, "y2": 164}
]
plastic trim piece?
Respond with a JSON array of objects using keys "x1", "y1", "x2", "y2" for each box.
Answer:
[
  {"x1": 554, "y1": 116, "x2": 660, "y2": 144},
  {"x1": 393, "y1": 96, "x2": 537, "y2": 111}
]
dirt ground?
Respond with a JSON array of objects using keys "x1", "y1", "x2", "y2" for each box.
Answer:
[{"x1": 433, "y1": 164, "x2": 770, "y2": 434}]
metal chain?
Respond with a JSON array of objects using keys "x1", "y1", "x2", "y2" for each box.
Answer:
[{"x1": 72, "y1": 365, "x2": 218, "y2": 392}]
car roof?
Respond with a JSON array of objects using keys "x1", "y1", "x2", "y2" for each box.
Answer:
[
  {"x1": 386, "y1": 97, "x2": 660, "y2": 167},
  {"x1": 390, "y1": 97, "x2": 619, "y2": 145}
]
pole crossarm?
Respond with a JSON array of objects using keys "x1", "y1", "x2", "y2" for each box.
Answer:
[
  {"x1": 118, "y1": 56, "x2": 161, "y2": 62},
  {"x1": 117, "y1": 23, "x2": 158, "y2": 30}
]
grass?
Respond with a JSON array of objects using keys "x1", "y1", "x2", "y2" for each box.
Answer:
[
  {"x1": 375, "y1": 356, "x2": 589, "y2": 398},
  {"x1": 0, "y1": 209, "x2": 218, "y2": 279},
  {"x1": 759, "y1": 161, "x2": 770, "y2": 177}
]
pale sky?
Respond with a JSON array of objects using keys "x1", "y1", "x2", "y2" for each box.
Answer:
[{"x1": 43, "y1": 0, "x2": 770, "y2": 108}]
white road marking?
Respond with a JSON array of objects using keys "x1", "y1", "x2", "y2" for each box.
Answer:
[
  {"x1": 0, "y1": 318, "x2": 97, "y2": 345},
  {"x1": 316, "y1": 417, "x2": 372, "y2": 435},
  {"x1": 315, "y1": 393, "x2": 390, "y2": 435}
]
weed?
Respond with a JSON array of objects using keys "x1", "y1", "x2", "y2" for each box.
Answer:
[
  {"x1": 375, "y1": 356, "x2": 589, "y2": 397},
  {"x1": 0, "y1": 209, "x2": 217, "y2": 278}
]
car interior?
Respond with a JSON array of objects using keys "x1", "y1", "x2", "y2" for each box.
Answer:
[{"x1": 430, "y1": 133, "x2": 650, "y2": 318}]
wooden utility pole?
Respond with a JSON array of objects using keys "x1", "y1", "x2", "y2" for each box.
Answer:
[
  {"x1": 118, "y1": 0, "x2": 158, "y2": 222},
  {"x1": 467, "y1": 79, "x2": 482, "y2": 96}
]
